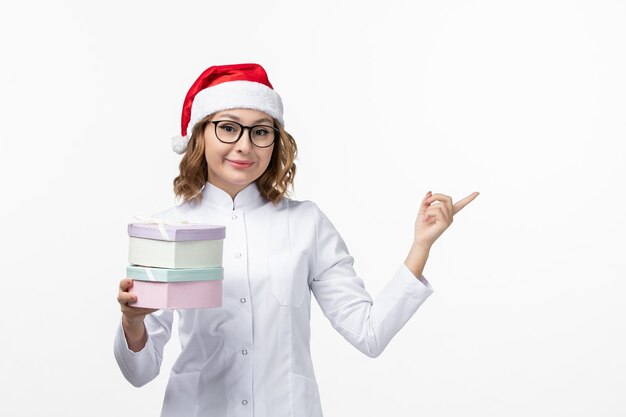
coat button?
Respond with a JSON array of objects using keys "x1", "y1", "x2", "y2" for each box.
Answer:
[
  {"x1": 240, "y1": 297, "x2": 246, "y2": 304},
  {"x1": 232, "y1": 214, "x2": 237, "y2": 220},
  {"x1": 235, "y1": 253, "x2": 242, "y2": 258},
  {"x1": 242, "y1": 399, "x2": 248, "y2": 405},
  {"x1": 242, "y1": 349, "x2": 248, "y2": 355}
]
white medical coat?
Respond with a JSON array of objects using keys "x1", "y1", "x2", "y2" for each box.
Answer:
[{"x1": 114, "y1": 182, "x2": 433, "y2": 417}]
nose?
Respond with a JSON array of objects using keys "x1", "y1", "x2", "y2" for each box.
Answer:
[{"x1": 234, "y1": 127, "x2": 254, "y2": 153}]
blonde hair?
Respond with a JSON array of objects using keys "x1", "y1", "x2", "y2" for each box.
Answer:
[{"x1": 173, "y1": 115, "x2": 297, "y2": 205}]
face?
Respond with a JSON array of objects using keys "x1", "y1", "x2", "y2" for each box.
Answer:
[{"x1": 203, "y1": 108, "x2": 275, "y2": 198}]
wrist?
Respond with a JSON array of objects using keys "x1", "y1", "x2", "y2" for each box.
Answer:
[
  {"x1": 405, "y1": 242, "x2": 431, "y2": 278},
  {"x1": 122, "y1": 315, "x2": 148, "y2": 352},
  {"x1": 122, "y1": 314, "x2": 145, "y2": 333},
  {"x1": 411, "y1": 239, "x2": 432, "y2": 253}
]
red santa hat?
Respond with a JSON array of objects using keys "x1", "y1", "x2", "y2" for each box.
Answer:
[{"x1": 171, "y1": 63, "x2": 284, "y2": 154}]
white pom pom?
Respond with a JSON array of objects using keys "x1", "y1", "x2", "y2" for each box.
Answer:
[{"x1": 171, "y1": 135, "x2": 189, "y2": 154}]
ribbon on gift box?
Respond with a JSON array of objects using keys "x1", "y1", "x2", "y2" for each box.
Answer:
[
  {"x1": 144, "y1": 268, "x2": 156, "y2": 282},
  {"x1": 132, "y1": 215, "x2": 190, "y2": 241}
]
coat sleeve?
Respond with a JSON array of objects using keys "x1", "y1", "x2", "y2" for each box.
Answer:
[
  {"x1": 113, "y1": 309, "x2": 174, "y2": 387},
  {"x1": 114, "y1": 206, "x2": 182, "y2": 386},
  {"x1": 309, "y1": 203, "x2": 433, "y2": 358}
]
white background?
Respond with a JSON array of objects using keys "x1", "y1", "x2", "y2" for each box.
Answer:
[{"x1": 1, "y1": 0, "x2": 624, "y2": 416}]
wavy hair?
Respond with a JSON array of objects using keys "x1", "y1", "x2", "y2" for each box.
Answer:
[{"x1": 173, "y1": 115, "x2": 297, "y2": 205}]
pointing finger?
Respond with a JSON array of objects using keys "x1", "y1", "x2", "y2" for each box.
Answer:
[{"x1": 453, "y1": 192, "x2": 480, "y2": 215}]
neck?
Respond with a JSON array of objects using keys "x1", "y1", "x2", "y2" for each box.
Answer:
[{"x1": 207, "y1": 180, "x2": 253, "y2": 200}]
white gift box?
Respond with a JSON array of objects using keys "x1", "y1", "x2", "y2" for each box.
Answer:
[{"x1": 128, "y1": 222, "x2": 225, "y2": 268}]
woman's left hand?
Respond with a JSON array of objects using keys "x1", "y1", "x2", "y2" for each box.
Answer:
[{"x1": 413, "y1": 191, "x2": 479, "y2": 249}]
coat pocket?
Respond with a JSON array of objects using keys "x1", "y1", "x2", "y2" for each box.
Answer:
[
  {"x1": 293, "y1": 373, "x2": 324, "y2": 417},
  {"x1": 270, "y1": 252, "x2": 309, "y2": 307},
  {"x1": 160, "y1": 371, "x2": 203, "y2": 416}
]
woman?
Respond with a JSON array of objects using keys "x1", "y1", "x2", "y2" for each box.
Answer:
[{"x1": 115, "y1": 63, "x2": 478, "y2": 417}]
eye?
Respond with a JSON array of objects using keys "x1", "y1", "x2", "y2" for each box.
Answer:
[
  {"x1": 219, "y1": 124, "x2": 236, "y2": 133},
  {"x1": 254, "y1": 127, "x2": 270, "y2": 136},
  {"x1": 216, "y1": 122, "x2": 242, "y2": 135}
]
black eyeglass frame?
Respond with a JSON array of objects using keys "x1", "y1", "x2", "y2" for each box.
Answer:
[{"x1": 210, "y1": 120, "x2": 279, "y2": 148}]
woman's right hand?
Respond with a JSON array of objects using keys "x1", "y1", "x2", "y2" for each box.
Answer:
[
  {"x1": 118, "y1": 278, "x2": 157, "y2": 322},
  {"x1": 117, "y1": 278, "x2": 158, "y2": 352}
]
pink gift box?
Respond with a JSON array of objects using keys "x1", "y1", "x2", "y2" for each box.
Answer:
[{"x1": 129, "y1": 280, "x2": 222, "y2": 309}]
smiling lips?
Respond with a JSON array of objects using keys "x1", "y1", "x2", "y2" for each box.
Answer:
[{"x1": 227, "y1": 159, "x2": 254, "y2": 169}]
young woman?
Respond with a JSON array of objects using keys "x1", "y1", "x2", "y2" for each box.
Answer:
[{"x1": 115, "y1": 63, "x2": 478, "y2": 417}]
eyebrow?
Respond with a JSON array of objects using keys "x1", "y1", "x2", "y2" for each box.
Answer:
[{"x1": 218, "y1": 113, "x2": 273, "y2": 125}]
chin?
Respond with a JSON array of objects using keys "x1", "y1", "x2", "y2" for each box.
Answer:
[{"x1": 228, "y1": 175, "x2": 257, "y2": 186}]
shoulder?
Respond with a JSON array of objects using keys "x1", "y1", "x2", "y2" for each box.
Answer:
[
  {"x1": 276, "y1": 196, "x2": 339, "y2": 234},
  {"x1": 278, "y1": 196, "x2": 324, "y2": 219}
]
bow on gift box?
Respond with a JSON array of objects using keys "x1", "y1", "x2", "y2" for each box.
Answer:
[{"x1": 132, "y1": 215, "x2": 190, "y2": 241}]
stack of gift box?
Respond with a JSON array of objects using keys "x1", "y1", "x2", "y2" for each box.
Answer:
[{"x1": 126, "y1": 221, "x2": 226, "y2": 309}]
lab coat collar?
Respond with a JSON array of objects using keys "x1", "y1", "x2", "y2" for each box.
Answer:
[{"x1": 201, "y1": 181, "x2": 266, "y2": 211}]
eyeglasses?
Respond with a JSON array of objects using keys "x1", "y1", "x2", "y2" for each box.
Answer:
[{"x1": 211, "y1": 120, "x2": 278, "y2": 148}]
